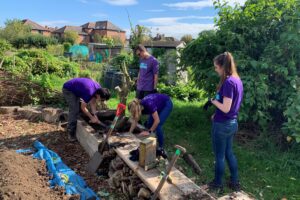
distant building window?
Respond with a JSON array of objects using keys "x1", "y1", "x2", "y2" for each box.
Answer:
[{"x1": 38, "y1": 30, "x2": 43, "y2": 34}]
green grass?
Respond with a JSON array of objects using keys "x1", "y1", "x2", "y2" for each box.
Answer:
[{"x1": 108, "y1": 96, "x2": 300, "y2": 199}]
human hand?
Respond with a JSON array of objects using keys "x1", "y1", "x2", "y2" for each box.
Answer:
[
  {"x1": 203, "y1": 99, "x2": 213, "y2": 110},
  {"x1": 139, "y1": 131, "x2": 150, "y2": 137}
]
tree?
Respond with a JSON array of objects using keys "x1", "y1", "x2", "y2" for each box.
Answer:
[
  {"x1": 180, "y1": 34, "x2": 193, "y2": 44},
  {"x1": 0, "y1": 19, "x2": 31, "y2": 42},
  {"x1": 180, "y1": 0, "x2": 300, "y2": 141},
  {"x1": 63, "y1": 31, "x2": 79, "y2": 44},
  {"x1": 93, "y1": 33, "x2": 103, "y2": 43}
]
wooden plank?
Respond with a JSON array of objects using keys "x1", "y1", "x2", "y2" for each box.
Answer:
[
  {"x1": 109, "y1": 133, "x2": 214, "y2": 200},
  {"x1": 76, "y1": 119, "x2": 103, "y2": 157},
  {"x1": 218, "y1": 191, "x2": 255, "y2": 200}
]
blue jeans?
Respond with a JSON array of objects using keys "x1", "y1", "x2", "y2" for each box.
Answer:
[
  {"x1": 146, "y1": 100, "x2": 173, "y2": 148},
  {"x1": 211, "y1": 119, "x2": 239, "y2": 185}
]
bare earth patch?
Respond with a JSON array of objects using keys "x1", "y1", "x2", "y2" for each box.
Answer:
[{"x1": 0, "y1": 113, "x2": 114, "y2": 200}]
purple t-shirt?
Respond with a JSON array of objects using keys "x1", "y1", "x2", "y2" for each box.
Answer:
[
  {"x1": 141, "y1": 93, "x2": 170, "y2": 114},
  {"x1": 137, "y1": 55, "x2": 159, "y2": 91},
  {"x1": 214, "y1": 76, "x2": 243, "y2": 122},
  {"x1": 63, "y1": 78, "x2": 101, "y2": 103}
]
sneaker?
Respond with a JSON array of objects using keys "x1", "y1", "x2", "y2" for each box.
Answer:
[
  {"x1": 227, "y1": 180, "x2": 241, "y2": 191},
  {"x1": 68, "y1": 134, "x2": 77, "y2": 142},
  {"x1": 157, "y1": 148, "x2": 168, "y2": 159},
  {"x1": 207, "y1": 180, "x2": 224, "y2": 193}
]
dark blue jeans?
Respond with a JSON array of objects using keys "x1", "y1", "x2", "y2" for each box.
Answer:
[
  {"x1": 146, "y1": 100, "x2": 173, "y2": 148},
  {"x1": 211, "y1": 119, "x2": 239, "y2": 186}
]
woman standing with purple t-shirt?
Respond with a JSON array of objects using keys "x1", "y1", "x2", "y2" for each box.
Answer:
[
  {"x1": 208, "y1": 52, "x2": 243, "y2": 192},
  {"x1": 128, "y1": 94, "x2": 173, "y2": 156}
]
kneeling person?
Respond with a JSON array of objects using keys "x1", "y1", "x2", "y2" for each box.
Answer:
[{"x1": 62, "y1": 77, "x2": 111, "y2": 141}]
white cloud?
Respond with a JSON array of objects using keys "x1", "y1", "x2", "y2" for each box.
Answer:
[
  {"x1": 149, "y1": 23, "x2": 215, "y2": 39},
  {"x1": 163, "y1": 0, "x2": 246, "y2": 10},
  {"x1": 140, "y1": 16, "x2": 215, "y2": 25},
  {"x1": 146, "y1": 9, "x2": 165, "y2": 12},
  {"x1": 139, "y1": 16, "x2": 215, "y2": 39},
  {"x1": 92, "y1": 13, "x2": 108, "y2": 18},
  {"x1": 103, "y1": 0, "x2": 137, "y2": 6},
  {"x1": 163, "y1": 0, "x2": 212, "y2": 10},
  {"x1": 38, "y1": 20, "x2": 70, "y2": 27}
]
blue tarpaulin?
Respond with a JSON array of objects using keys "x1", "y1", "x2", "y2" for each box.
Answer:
[{"x1": 17, "y1": 141, "x2": 100, "y2": 200}]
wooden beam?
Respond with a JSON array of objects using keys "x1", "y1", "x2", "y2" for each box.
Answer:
[{"x1": 76, "y1": 119, "x2": 103, "y2": 157}]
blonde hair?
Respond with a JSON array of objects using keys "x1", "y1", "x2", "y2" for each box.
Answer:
[
  {"x1": 128, "y1": 98, "x2": 142, "y2": 121},
  {"x1": 214, "y1": 51, "x2": 239, "y2": 90}
]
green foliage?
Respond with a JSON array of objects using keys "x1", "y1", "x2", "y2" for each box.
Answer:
[
  {"x1": 78, "y1": 70, "x2": 92, "y2": 78},
  {"x1": 158, "y1": 83, "x2": 205, "y2": 101},
  {"x1": 156, "y1": 50, "x2": 177, "y2": 84},
  {"x1": 128, "y1": 24, "x2": 150, "y2": 50},
  {"x1": 110, "y1": 51, "x2": 133, "y2": 69},
  {"x1": 0, "y1": 19, "x2": 31, "y2": 42},
  {"x1": 46, "y1": 44, "x2": 64, "y2": 56},
  {"x1": 63, "y1": 30, "x2": 79, "y2": 44},
  {"x1": 0, "y1": 39, "x2": 12, "y2": 57},
  {"x1": 93, "y1": 33, "x2": 103, "y2": 43},
  {"x1": 180, "y1": 34, "x2": 193, "y2": 44},
  {"x1": 3, "y1": 49, "x2": 79, "y2": 77},
  {"x1": 151, "y1": 48, "x2": 167, "y2": 58},
  {"x1": 283, "y1": 82, "x2": 300, "y2": 143},
  {"x1": 63, "y1": 42, "x2": 72, "y2": 52},
  {"x1": 12, "y1": 34, "x2": 58, "y2": 48},
  {"x1": 180, "y1": 0, "x2": 300, "y2": 139}
]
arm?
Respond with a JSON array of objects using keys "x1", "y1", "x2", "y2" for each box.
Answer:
[
  {"x1": 154, "y1": 74, "x2": 158, "y2": 89},
  {"x1": 139, "y1": 111, "x2": 160, "y2": 136},
  {"x1": 80, "y1": 99, "x2": 100, "y2": 124},
  {"x1": 212, "y1": 97, "x2": 232, "y2": 113},
  {"x1": 129, "y1": 119, "x2": 137, "y2": 133},
  {"x1": 89, "y1": 97, "x2": 97, "y2": 115},
  {"x1": 149, "y1": 111, "x2": 160, "y2": 131}
]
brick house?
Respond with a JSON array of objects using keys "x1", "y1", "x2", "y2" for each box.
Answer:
[
  {"x1": 22, "y1": 19, "x2": 126, "y2": 45},
  {"x1": 22, "y1": 19, "x2": 52, "y2": 36},
  {"x1": 52, "y1": 26, "x2": 90, "y2": 44},
  {"x1": 81, "y1": 21, "x2": 126, "y2": 44}
]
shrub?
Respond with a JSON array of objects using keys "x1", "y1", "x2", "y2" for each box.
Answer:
[
  {"x1": 0, "y1": 39, "x2": 12, "y2": 57},
  {"x1": 110, "y1": 51, "x2": 133, "y2": 69},
  {"x1": 158, "y1": 83, "x2": 204, "y2": 101},
  {"x1": 12, "y1": 34, "x2": 58, "y2": 48},
  {"x1": 180, "y1": 0, "x2": 300, "y2": 141},
  {"x1": 46, "y1": 44, "x2": 64, "y2": 56}
]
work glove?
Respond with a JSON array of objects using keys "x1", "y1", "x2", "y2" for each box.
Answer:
[
  {"x1": 152, "y1": 88, "x2": 158, "y2": 93},
  {"x1": 203, "y1": 99, "x2": 213, "y2": 111}
]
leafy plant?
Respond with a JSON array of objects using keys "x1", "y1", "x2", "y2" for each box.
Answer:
[{"x1": 180, "y1": 0, "x2": 300, "y2": 140}]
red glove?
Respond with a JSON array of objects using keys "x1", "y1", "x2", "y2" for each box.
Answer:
[{"x1": 116, "y1": 103, "x2": 126, "y2": 117}]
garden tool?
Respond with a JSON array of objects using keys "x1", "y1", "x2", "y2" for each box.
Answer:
[
  {"x1": 87, "y1": 103, "x2": 126, "y2": 174},
  {"x1": 151, "y1": 145, "x2": 186, "y2": 200}
]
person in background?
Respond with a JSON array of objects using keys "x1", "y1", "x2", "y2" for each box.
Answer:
[
  {"x1": 208, "y1": 52, "x2": 243, "y2": 192},
  {"x1": 135, "y1": 44, "x2": 159, "y2": 99},
  {"x1": 62, "y1": 77, "x2": 111, "y2": 142},
  {"x1": 128, "y1": 93, "x2": 173, "y2": 157}
]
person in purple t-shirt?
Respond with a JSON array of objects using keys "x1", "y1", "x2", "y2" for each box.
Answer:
[
  {"x1": 207, "y1": 52, "x2": 243, "y2": 192},
  {"x1": 62, "y1": 78, "x2": 111, "y2": 142},
  {"x1": 135, "y1": 44, "x2": 159, "y2": 99},
  {"x1": 128, "y1": 94, "x2": 173, "y2": 156}
]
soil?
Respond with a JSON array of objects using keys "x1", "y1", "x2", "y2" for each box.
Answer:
[{"x1": 0, "y1": 113, "x2": 119, "y2": 200}]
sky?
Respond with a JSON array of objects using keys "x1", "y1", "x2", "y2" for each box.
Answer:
[{"x1": 0, "y1": 0, "x2": 246, "y2": 39}]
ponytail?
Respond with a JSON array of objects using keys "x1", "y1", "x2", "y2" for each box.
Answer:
[
  {"x1": 214, "y1": 51, "x2": 239, "y2": 90},
  {"x1": 128, "y1": 98, "x2": 142, "y2": 121}
]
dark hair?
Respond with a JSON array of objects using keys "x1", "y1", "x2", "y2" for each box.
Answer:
[
  {"x1": 135, "y1": 44, "x2": 147, "y2": 53},
  {"x1": 95, "y1": 88, "x2": 111, "y2": 100},
  {"x1": 214, "y1": 51, "x2": 239, "y2": 90}
]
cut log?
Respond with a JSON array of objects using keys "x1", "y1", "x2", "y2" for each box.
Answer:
[{"x1": 183, "y1": 153, "x2": 202, "y2": 175}]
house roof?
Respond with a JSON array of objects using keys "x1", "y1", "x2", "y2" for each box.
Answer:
[
  {"x1": 22, "y1": 19, "x2": 49, "y2": 31},
  {"x1": 94, "y1": 21, "x2": 125, "y2": 32},
  {"x1": 81, "y1": 22, "x2": 96, "y2": 29},
  {"x1": 53, "y1": 26, "x2": 88, "y2": 35},
  {"x1": 142, "y1": 40, "x2": 184, "y2": 48}
]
